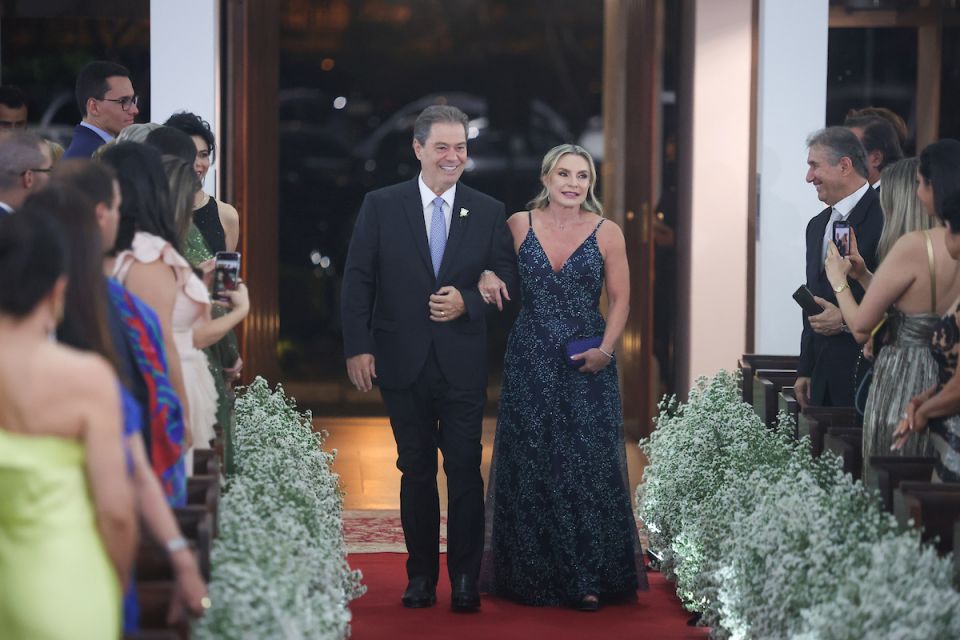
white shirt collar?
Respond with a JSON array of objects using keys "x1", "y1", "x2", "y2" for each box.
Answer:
[
  {"x1": 872, "y1": 179, "x2": 881, "y2": 190},
  {"x1": 418, "y1": 174, "x2": 456, "y2": 211},
  {"x1": 833, "y1": 181, "x2": 871, "y2": 219},
  {"x1": 80, "y1": 120, "x2": 114, "y2": 143},
  {"x1": 0, "y1": 201, "x2": 13, "y2": 214}
]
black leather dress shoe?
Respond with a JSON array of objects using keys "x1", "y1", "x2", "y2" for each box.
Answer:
[
  {"x1": 401, "y1": 576, "x2": 436, "y2": 608},
  {"x1": 450, "y1": 574, "x2": 480, "y2": 612}
]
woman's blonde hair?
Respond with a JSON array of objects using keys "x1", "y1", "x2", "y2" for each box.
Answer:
[
  {"x1": 877, "y1": 157, "x2": 937, "y2": 262},
  {"x1": 161, "y1": 155, "x2": 201, "y2": 250},
  {"x1": 527, "y1": 144, "x2": 604, "y2": 216}
]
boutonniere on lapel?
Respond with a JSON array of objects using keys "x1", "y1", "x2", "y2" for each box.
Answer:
[{"x1": 459, "y1": 208, "x2": 469, "y2": 218}]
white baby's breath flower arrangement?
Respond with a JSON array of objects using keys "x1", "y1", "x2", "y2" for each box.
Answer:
[
  {"x1": 195, "y1": 377, "x2": 365, "y2": 640},
  {"x1": 637, "y1": 370, "x2": 960, "y2": 639}
]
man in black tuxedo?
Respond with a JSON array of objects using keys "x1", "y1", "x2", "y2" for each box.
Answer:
[
  {"x1": 341, "y1": 105, "x2": 517, "y2": 612},
  {"x1": 795, "y1": 127, "x2": 883, "y2": 408}
]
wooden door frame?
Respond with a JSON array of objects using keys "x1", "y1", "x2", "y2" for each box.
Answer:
[
  {"x1": 603, "y1": 0, "x2": 664, "y2": 440},
  {"x1": 224, "y1": 0, "x2": 280, "y2": 384}
]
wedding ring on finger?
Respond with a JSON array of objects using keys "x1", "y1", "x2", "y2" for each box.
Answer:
[
  {"x1": 200, "y1": 596, "x2": 212, "y2": 610},
  {"x1": 440, "y1": 311, "x2": 446, "y2": 317}
]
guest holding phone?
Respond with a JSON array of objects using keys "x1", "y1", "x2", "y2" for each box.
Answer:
[
  {"x1": 795, "y1": 127, "x2": 883, "y2": 409},
  {"x1": 477, "y1": 144, "x2": 646, "y2": 610},
  {"x1": 890, "y1": 140, "x2": 960, "y2": 482},
  {"x1": 825, "y1": 157, "x2": 952, "y2": 481}
]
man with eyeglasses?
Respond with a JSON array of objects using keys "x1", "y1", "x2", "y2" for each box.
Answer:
[
  {"x1": 64, "y1": 61, "x2": 140, "y2": 160},
  {"x1": 0, "y1": 131, "x2": 51, "y2": 214}
]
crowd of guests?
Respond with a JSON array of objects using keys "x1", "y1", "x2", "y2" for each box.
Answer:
[
  {"x1": 0, "y1": 60, "x2": 248, "y2": 637},
  {"x1": 795, "y1": 106, "x2": 960, "y2": 484}
]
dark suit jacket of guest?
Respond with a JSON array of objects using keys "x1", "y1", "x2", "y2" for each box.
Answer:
[
  {"x1": 798, "y1": 184, "x2": 883, "y2": 406},
  {"x1": 63, "y1": 124, "x2": 107, "y2": 159},
  {"x1": 341, "y1": 178, "x2": 518, "y2": 390}
]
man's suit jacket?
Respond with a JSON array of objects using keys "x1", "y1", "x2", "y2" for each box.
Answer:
[
  {"x1": 63, "y1": 124, "x2": 107, "y2": 160},
  {"x1": 799, "y1": 184, "x2": 883, "y2": 406},
  {"x1": 341, "y1": 179, "x2": 518, "y2": 390}
]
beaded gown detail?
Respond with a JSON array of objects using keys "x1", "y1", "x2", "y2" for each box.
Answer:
[{"x1": 479, "y1": 216, "x2": 647, "y2": 605}]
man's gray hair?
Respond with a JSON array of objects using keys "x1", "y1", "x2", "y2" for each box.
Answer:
[
  {"x1": 413, "y1": 105, "x2": 469, "y2": 146},
  {"x1": 806, "y1": 126, "x2": 869, "y2": 179},
  {"x1": 0, "y1": 130, "x2": 45, "y2": 190}
]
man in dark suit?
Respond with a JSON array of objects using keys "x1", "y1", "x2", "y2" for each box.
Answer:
[
  {"x1": 341, "y1": 105, "x2": 518, "y2": 612},
  {"x1": 63, "y1": 61, "x2": 139, "y2": 159},
  {"x1": 795, "y1": 127, "x2": 883, "y2": 408},
  {"x1": 844, "y1": 113, "x2": 903, "y2": 190}
]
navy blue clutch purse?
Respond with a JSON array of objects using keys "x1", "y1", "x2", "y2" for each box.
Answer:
[{"x1": 564, "y1": 336, "x2": 602, "y2": 367}]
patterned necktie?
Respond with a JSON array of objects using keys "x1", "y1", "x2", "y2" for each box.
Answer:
[{"x1": 429, "y1": 196, "x2": 446, "y2": 277}]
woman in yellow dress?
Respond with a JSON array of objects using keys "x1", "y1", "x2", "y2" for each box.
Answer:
[{"x1": 0, "y1": 209, "x2": 137, "y2": 639}]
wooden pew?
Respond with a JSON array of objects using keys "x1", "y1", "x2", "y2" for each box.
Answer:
[
  {"x1": 866, "y1": 456, "x2": 937, "y2": 512},
  {"x1": 193, "y1": 448, "x2": 220, "y2": 478},
  {"x1": 753, "y1": 369, "x2": 797, "y2": 428},
  {"x1": 797, "y1": 407, "x2": 859, "y2": 457},
  {"x1": 188, "y1": 475, "x2": 220, "y2": 538},
  {"x1": 778, "y1": 388, "x2": 799, "y2": 428},
  {"x1": 739, "y1": 354, "x2": 799, "y2": 405},
  {"x1": 824, "y1": 427, "x2": 864, "y2": 480},
  {"x1": 893, "y1": 482, "x2": 960, "y2": 555}
]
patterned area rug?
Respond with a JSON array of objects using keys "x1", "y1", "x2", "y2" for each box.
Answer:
[
  {"x1": 343, "y1": 509, "x2": 447, "y2": 553},
  {"x1": 343, "y1": 509, "x2": 648, "y2": 554}
]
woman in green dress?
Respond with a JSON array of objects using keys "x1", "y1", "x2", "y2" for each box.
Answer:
[{"x1": 0, "y1": 209, "x2": 137, "y2": 639}]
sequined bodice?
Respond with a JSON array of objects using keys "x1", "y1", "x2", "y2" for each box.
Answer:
[{"x1": 516, "y1": 225, "x2": 605, "y2": 345}]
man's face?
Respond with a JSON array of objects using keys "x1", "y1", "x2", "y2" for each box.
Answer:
[
  {"x1": 805, "y1": 145, "x2": 849, "y2": 206},
  {"x1": 90, "y1": 76, "x2": 138, "y2": 136},
  {"x1": 0, "y1": 104, "x2": 27, "y2": 129},
  {"x1": 413, "y1": 122, "x2": 467, "y2": 194}
]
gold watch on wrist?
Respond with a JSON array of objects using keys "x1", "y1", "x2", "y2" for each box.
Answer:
[{"x1": 833, "y1": 281, "x2": 849, "y2": 294}]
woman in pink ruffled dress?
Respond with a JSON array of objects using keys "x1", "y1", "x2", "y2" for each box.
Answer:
[{"x1": 102, "y1": 142, "x2": 249, "y2": 456}]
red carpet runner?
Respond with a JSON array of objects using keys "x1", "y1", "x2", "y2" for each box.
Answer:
[{"x1": 348, "y1": 553, "x2": 710, "y2": 640}]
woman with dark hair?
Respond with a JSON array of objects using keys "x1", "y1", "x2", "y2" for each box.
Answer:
[
  {"x1": 0, "y1": 208, "x2": 136, "y2": 639},
  {"x1": 101, "y1": 142, "x2": 194, "y2": 447},
  {"x1": 164, "y1": 110, "x2": 240, "y2": 252},
  {"x1": 103, "y1": 142, "x2": 248, "y2": 455},
  {"x1": 893, "y1": 139, "x2": 960, "y2": 482},
  {"x1": 32, "y1": 183, "x2": 210, "y2": 630}
]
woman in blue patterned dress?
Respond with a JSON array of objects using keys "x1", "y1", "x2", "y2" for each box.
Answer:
[{"x1": 478, "y1": 144, "x2": 647, "y2": 610}]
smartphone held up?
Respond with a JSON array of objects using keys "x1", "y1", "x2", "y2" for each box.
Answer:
[
  {"x1": 212, "y1": 252, "x2": 241, "y2": 303},
  {"x1": 832, "y1": 221, "x2": 851, "y2": 258}
]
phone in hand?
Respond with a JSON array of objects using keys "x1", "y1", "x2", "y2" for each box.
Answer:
[
  {"x1": 832, "y1": 221, "x2": 852, "y2": 257},
  {"x1": 792, "y1": 284, "x2": 824, "y2": 316},
  {"x1": 212, "y1": 252, "x2": 241, "y2": 303}
]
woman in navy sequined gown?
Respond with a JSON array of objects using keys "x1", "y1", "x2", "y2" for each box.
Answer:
[{"x1": 478, "y1": 145, "x2": 647, "y2": 609}]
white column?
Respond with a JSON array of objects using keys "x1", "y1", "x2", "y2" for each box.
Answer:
[
  {"x1": 686, "y1": 0, "x2": 754, "y2": 384},
  {"x1": 754, "y1": 0, "x2": 829, "y2": 354},
  {"x1": 150, "y1": 0, "x2": 220, "y2": 195}
]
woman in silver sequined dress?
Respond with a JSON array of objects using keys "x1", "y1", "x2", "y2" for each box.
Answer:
[{"x1": 825, "y1": 157, "x2": 960, "y2": 483}]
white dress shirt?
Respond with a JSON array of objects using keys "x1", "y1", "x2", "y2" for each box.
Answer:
[
  {"x1": 80, "y1": 121, "x2": 114, "y2": 143},
  {"x1": 0, "y1": 201, "x2": 13, "y2": 215},
  {"x1": 418, "y1": 173, "x2": 455, "y2": 241},
  {"x1": 822, "y1": 181, "x2": 870, "y2": 263}
]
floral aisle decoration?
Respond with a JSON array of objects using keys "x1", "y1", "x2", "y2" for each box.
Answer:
[
  {"x1": 637, "y1": 371, "x2": 960, "y2": 639},
  {"x1": 195, "y1": 377, "x2": 365, "y2": 640}
]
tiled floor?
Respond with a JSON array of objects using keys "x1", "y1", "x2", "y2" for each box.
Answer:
[{"x1": 316, "y1": 416, "x2": 648, "y2": 510}]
